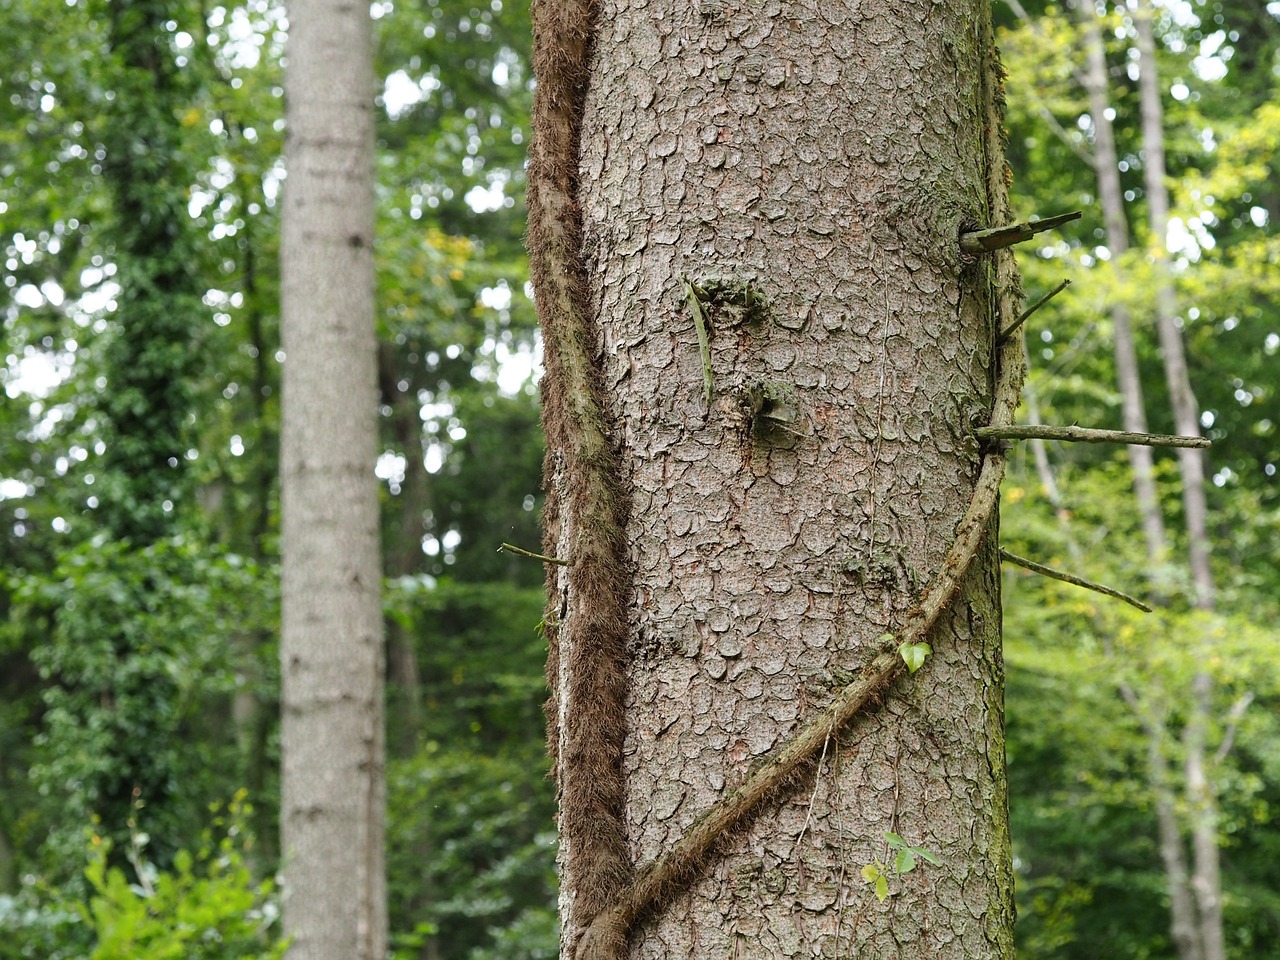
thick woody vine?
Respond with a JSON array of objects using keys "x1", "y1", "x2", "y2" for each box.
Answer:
[
  {"x1": 523, "y1": 7, "x2": 1207, "y2": 960},
  {"x1": 526, "y1": 0, "x2": 633, "y2": 935}
]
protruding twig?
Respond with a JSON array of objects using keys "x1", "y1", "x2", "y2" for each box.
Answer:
[
  {"x1": 976, "y1": 424, "x2": 1209, "y2": 449},
  {"x1": 999, "y1": 278, "x2": 1071, "y2": 343},
  {"x1": 960, "y1": 211, "x2": 1081, "y2": 254},
  {"x1": 497, "y1": 542, "x2": 568, "y2": 565},
  {"x1": 1000, "y1": 548, "x2": 1152, "y2": 612}
]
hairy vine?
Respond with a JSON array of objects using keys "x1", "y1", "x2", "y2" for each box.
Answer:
[{"x1": 526, "y1": 0, "x2": 633, "y2": 943}]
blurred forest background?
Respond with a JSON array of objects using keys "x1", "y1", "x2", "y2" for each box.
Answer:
[{"x1": 0, "y1": 0, "x2": 1277, "y2": 957}]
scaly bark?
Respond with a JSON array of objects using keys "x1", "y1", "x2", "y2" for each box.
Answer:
[{"x1": 533, "y1": 1, "x2": 1023, "y2": 957}]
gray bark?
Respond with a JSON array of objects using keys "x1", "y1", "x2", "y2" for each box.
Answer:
[
  {"x1": 550, "y1": 0, "x2": 1017, "y2": 955},
  {"x1": 1135, "y1": 699, "x2": 1207, "y2": 960},
  {"x1": 279, "y1": 0, "x2": 387, "y2": 956}
]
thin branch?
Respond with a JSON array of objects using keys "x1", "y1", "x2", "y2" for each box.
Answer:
[
  {"x1": 1002, "y1": 0, "x2": 1095, "y2": 110},
  {"x1": 497, "y1": 542, "x2": 569, "y2": 565},
  {"x1": 999, "y1": 278, "x2": 1071, "y2": 343},
  {"x1": 960, "y1": 211, "x2": 1081, "y2": 254},
  {"x1": 1000, "y1": 548, "x2": 1152, "y2": 612},
  {"x1": 976, "y1": 424, "x2": 1210, "y2": 449},
  {"x1": 998, "y1": 0, "x2": 1097, "y2": 166},
  {"x1": 1213, "y1": 692, "x2": 1255, "y2": 765}
]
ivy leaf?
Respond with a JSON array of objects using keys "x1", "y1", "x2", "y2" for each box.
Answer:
[
  {"x1": 862, "y1": 860, "x2": 891, "y2": 899},
  {"x1": 898, "y1": 641, "x2": 932, "y2": 674},
  {"x1": 915, "y1": 848, "x2": 943, "y2": 866}
]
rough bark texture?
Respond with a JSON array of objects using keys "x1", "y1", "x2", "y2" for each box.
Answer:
[
  {"x1": 279, "y1": 0, "x2": 387, "y2": 956},
  {"x1": 532, "y1": 1, "x2": 1019, "y2": 957}
]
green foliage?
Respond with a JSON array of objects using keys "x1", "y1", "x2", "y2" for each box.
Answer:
[
  {"x1": 385, "y1": 580, "x2": 556, "y2": 958},
  {"x1": 897, "y1": 640, "x2": 930, "y2": 674},
  {"x1": 8, "y1": 536, "x2": 276, "y2": 879},
  {"x1": 0, "y1": 795, "x2": 286, "y2": 960},
  {"x1": 2, "y1": 0, "x2": 1275, "y2": 958},
  {"x1": 387, "y1": 744, "x2": 557, "y2": 960},
  {"x1": 861, "y1": 833, "x2": 941, "y2": 903},
  {"x1": 1001, "y1": 454, "x2": 1280, "y2": 957}
]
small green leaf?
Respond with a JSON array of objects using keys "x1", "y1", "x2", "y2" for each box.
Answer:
[
  {"x1": 860, "y1": 862, "x2": 882, "y2": 883},
  {"x1": 898, "y1": 641, "x2": 932, "y2": 673},
  {"x1": 894, "y1": 848, "x2": 917, "y2": 874},
  {"x1": 884, "y1": 832, "x2": 906, "y2": 849},
  {"x1": 915, "y1": 848, "x2": 943, "y2": 866},
  {"x1": 874, "y1": 874, "x2": 889, "y2": 901}
]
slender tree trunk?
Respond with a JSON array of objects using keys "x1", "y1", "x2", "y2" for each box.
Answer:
[
  {"x1": 1075, "y1": 2, "x2": 1168, "y2": 572},
  {"x1": 1138, "y1": 699, "x2": 1208, "y2": 960},
  {"x1": 1077, "y1": 11, "x2": 1205, "y2": 957},
  {"x1": 1134, "y1": 9, "x2": 1224, "y2": 960},
  {"x1": 1184, "y1": 670, "x2": 1224, "y2": 960},
  {"x1": 279, "y1": 0, "x2": 386, "y2": 956},
  {"x1": 530, "y1": 1, "x2": 1019, "y2": 957},
  {"x1": 73, "y1": 0, "x2": 204, "y2": 868},
  {"x1": 1133, "y1": 0, "x2": 1214, "y2": 609}
]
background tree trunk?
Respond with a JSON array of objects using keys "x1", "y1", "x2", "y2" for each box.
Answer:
[
  {"x1": 1134, "y1": 8, "x2": 1224, "y2": 960},
  {"x1": 279, "y1": 0, "x2": 386, "y2": 956},
  {"x1": 531, "y1": 0, "x2": 1019, "y2": 956},
  {"x1": 1074, "y1": 9, "x2": 1204, "y2": 958},
  {"x1": 1075, "y1": 1, "x2": 1168, "y2": 573},
  {"x1": 1133, "y1": 0, "x2": 1214, "y2": 609}
]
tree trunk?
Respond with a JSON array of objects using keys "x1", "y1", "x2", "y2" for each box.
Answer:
[
  {"x1": 1075, "y1": 2, "x2": 1168, "y2": 574},
  {"x1": 279, "y1": 0, "x2": 386, "y2": 956},
  {"x1": 71, "y1": 0, "x2": 203, "y2": 868},
  {"x1": 1134, "y1": 9, "x2": 1224, "y2": 960},
  {"x1": 529, "y1": 1, "x2": 1020, "y2": 957},
  {"x1": 1133, "y1": 0, "x2": 1213, "y2": 609},
  {"x1": 1077, "y1": 11, "x2": 1205, "y2": 957}
]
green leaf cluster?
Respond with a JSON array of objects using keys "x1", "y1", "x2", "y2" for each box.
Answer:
[
  {"x1": 861, "y1": 832, "x2": 942, "y2": 903},
  {"x1": 0, "y1": 794, "x2": 286, "y2": 960}
]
